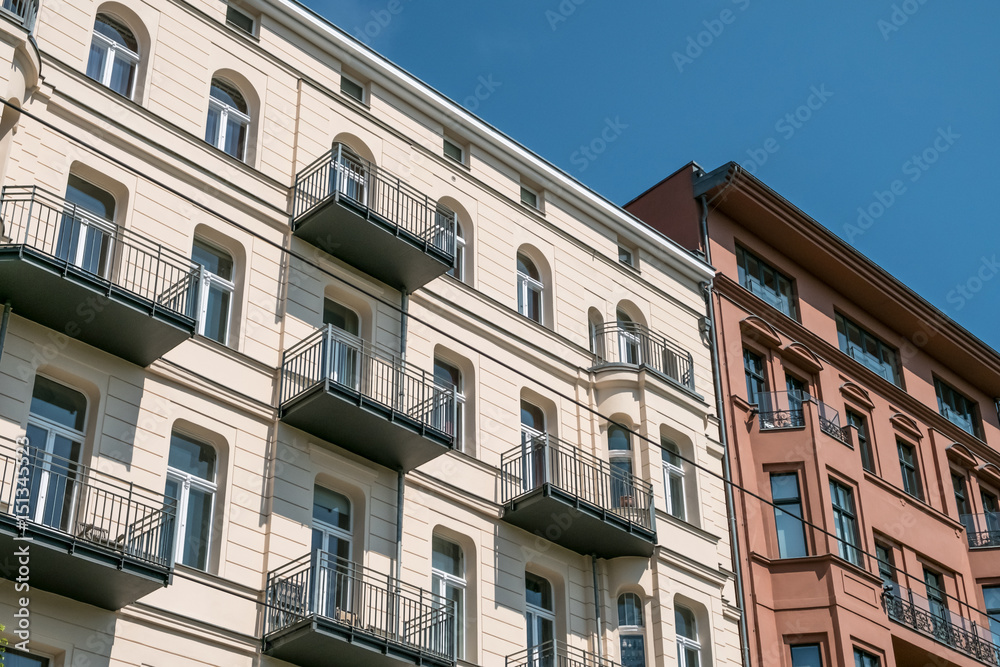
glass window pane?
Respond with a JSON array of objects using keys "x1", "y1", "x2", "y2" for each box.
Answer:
[
  {"x1": 87, "y1": 41, "x2": 107, "y2": 81},
  {"x1": 210, "y1": 79, "x2": 247, "y2": 113},
  {"x1": 3, "y1": 649, "x2": 49, "y2": 666},
  {"x1": 434, "y1": 359, "x2": 461, "y2": 390},
  {"x1": 225, "y1": 117, "x2": 247, "y2": 159},
  {"x1": 182, "y1": 486, "x2": 212, "y2": 569},
  {"x1": 192, "y1": 240, "x2": 233, "y2": 280},
  {"x1": 313, "y1": 485, "x2": 351, "y2": 531},
  {"x1": 323, "y1": 299, "x2": 360, "y2": 334},
  {"x1": 675, "y1": 607, "x2": 697, "y2": 640},
  {"x1": 205, "y1": 106, "x2": 221, "y2": 145},
  {"x1": 520, "y1": 401, "x2": 545, "y2": 433},
  {"x1": 66, "y1": 174, "x2": 116, "y2": 220},
  {"x1": 791, "y1": 644, "x2": 823, "y2": 667},
  {"x1": 432, "y1": 535, "x2": 463, "y2": 577},
  {"x1": 609, "y1": 425, "x2": 631, "y2": 451},
  {"x1": 30, "y1": 376, "x2": 87, "y2": 431},
  {"x1": 525, "y1": 573, "x2": 552, "y2": 610},
  {"x1": 168, "y1": 433, "x2": 216, "y2": 480},
  {"x1": 109, "y1": 54, "x2": 135, "y2": 97},
  {"x1": 94, "y1": 13, "x2": 137, "y2": 50},
  {"x1": 620, "y1": 635, "x2": 646, "y2": 667},
  {"x1": 670, "y1": 476, "x2": 686, "y2": 520},
  {"x1": 203, "y1": 285, "x2": 231, "y2": 343}
]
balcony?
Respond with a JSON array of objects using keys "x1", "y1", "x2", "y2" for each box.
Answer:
[
  {"x1": 883, "y1": 586, "x2": 1000, "y2": 666},
  {"x1": 0, "y1": 0, "x2": 37, "y2": 30},
  {"x1": 754, "y1": 392, "x2": 851, "y2": 444},
  {"x1": 279, "y1": 325, "x2": 456, "y2": 472},
  {"x1": 590, "y1": 322, "x2": 695, "y2": 392},
  {"x1": 291, "y1": 144, "x2": 455, "y2": 291},
  {"x1": 505, "y1": 641, "x2": 621, "y2": 667},
  {"x1": 0, "y1": 443, "x2": 173, "y2": 610},
  {"x1": 961, "y1": 513, "x2": 1000, "y2": 549},
  {"x1": 500, "y1": 435, "x2": 656, "y2": 559},
  {"x1": 264, "y1": 550, "x2": 455, "y2": 667},
  {"x1": 0, "y1": 186, "x2": 199, "y2": 366}
]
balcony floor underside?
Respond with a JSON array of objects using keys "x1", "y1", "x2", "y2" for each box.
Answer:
[
  {"x1": 292, "y1": 196, "x2": 452, "y2": 291},
  {"x1": 0, "y1": 515, "x2": 171, "y2": 610},
  {"x1": 502, "y1": 485, "x2": 656, "y2": 559},
  {"x1": 264, "y1": 617, "x2": 453, "y2": 667},
  {"x1": 280, "y1": 383, "x2": 453, "y2": 473},
  {"x1": 0, "y1": 247, "x2": 196, "y2": 366}
]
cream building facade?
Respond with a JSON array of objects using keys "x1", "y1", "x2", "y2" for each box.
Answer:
[{"x1": 0, "y1": 1, "x2": 742, "y2": 666}]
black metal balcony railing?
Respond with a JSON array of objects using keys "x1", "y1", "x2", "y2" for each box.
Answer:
[
  {"x1": 0, "y1": 186, "x2": 200, "y2": 321},
  {"x1": 816, "y1": 399, "x2": 851, "y2": 444},
  {"x1": 0, "y1": 0, "x2": 37, "y2": 30},
  {"x1": 292, "y1": 144, "x2": 455, "y2": 258},
  {"x1": 883, "y1": 587, "x2": 1000, "y2": 666},
  {"x1": 590, "y1": 322, "x2": 695, "y2": 391},
  {"x1": 961, "y1": 512, "x2": 1000, "y2": 549},
  {"x1": 501, "y1": 435, "x2": 655, "y2": 533},
  {"x1": 754, "y1": 391, "x2": 851, "y2": 444},
  {"x1": 265, "y1": 550, "x2": 455, "y2": 661},
  {"x1": 505, "y1": 641, "x2": 621, "y2": 667},
  {"x1": 0, "y1": 444, "x2": 174, "y2": 567},
  {"x1": 280, "y1": 324, "x2": 456, "y2": 437}
]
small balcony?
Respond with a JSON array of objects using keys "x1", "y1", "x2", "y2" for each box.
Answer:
[
  {"x1": 505, "y1": 641, "x2": 621, "y2": 667},
  {"x1": 0, "y1": 444, "x2": 173, "y2": 610},
  {"x1": 500, "y1": 435, "x2": 656, "y2": 559},
  {"x1": 291, "y1": 144, "x2": 455, "y2": 291},
  {"x1": 279, "y1": 325, "x2": 456, "y2": 472},
  {"x1": 961, "y1": 512, "x2": 1000, "y2": 549},
  {"x1": 0, "y1": 186, "x2": 199, "y2": 366},
  {"x1": 590, "y1": 322, "x2": 695, "y2": 392},
  {"x1": 0, "y1": 0, "x2": 37, "y2": 30},
  {"x1": 754, "y1": 392, "x2": 851, "y2": 445},
  {"x1": 264, "y1": 550, "x2": 455, "y2": 667},
  {"x1": 883, "y1": 586, "x2": 1000, "y2": 666}
]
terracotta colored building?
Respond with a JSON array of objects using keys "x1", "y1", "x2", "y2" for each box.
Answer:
[{"x1": 627, "y1": 163, "x2": 1000, "y2": 667}]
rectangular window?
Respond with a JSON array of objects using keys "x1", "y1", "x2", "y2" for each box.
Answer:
[
  {"x1": 847, "y1": 410, "x2": 875, "y2": 472},
  {"x1": 432, "y1": 535, "x2": 466, "y2": 659},
  {"x1": 984, "y1": 585, "x2": 1000, "y2": 644},
  {"x1": 520, "y1": 185, "x2": 539, "y2": 209},
  {"x1": 192, "y1": 239, "x2": 235, "y2": 345},
  {"x1": 1, "y1": 650, "x2": 49, "y2": 666},
  {"x1": 875, "y1": 542, "x2": 897, "y2": 594},
  {"x1": 897, "y1": 440, "x2": 922, "y2": 500},
  {"x1": 226, "y1": 4, "x2": 255, "y2": 35},
  {"x1": 791, "y1": 644, "x2": 823, "y2": 667},
  {"x1": 341, "y1": 75, "x2": 365, "y2": 103},
  {"x1": 735, "y1": 245, "x2": 799, "y2": 319},
  {"x1": 433, "y1": 358, "x2": 464, "y2": 451},
  {"x1": 662, "y1": 440, "x2": 686, "y2": 521},
  {"x1": 443, "y1": 138, "x2": 464, "y2": 163},
  {"x1": 744, "y1": 348, "x2": 767, "y2": 406},
  {"x1": 934, "y1": 378, "x2": 981, "y2": 437},
  {"x1": 952, "y1": 472, "x2": 970, "y2": 516},
  {"x1": 771, "y1": 473, "x2": 808, "y2": 558},
  {"x1": 853, "y1": 648, "x2": 881, "y2": 667},
  {"x1": 830, "y1": 480, "x2": 862, "y2": 567},
  {"x1": 923, "y1": 568, "x2": 948, "y2": 622},
  {"x1": 835, "y1": 313, "x2": 901, "y2": 386}
]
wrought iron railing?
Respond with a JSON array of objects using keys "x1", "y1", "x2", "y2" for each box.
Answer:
[
  {"x1": 0, "y1": 186, "x2": 200, "y2": 321},
  {"x1": 265, "y1": 550, "x2": 455, "y2": 661},
  {"x1": 961, "y1": 512, "x2": 1000, "y2": 549},
  {"x1": 755, "y1": 391, "x2": 806, "y2": 430},
  {"x1": 292, "y1": 143, "x2": 455, "y2": 259},
  {"x1": 280, "y1": 324, "x2": 456, "y2": 439},
  {"x1": 817, "y1": 400, "x2": 851, "y2": 444},
  {"x1": 883, "y1": 586, "x2": 1000, "y2": 666},
  {"x1": 0, "y1": 0, "x2": 37, "y2": 31},
  {"x1": 590, "y1": 322, "x2": 695, "y2": 391},
  {"x1": 505, "y1": 641, "x2": 621, "y2": 667},
  {"x1": 500, "y1": 434, "x2": 655, "y2": 533},
  {"x1": 0, "y1": 442, "x2": 174, "y2": 567}
]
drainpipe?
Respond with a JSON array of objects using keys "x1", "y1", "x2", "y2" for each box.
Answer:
[
  {"x1": 0, "y1": 301, "x2": 10, "y2": 363},
  {"x1": 699, "y1": 194, "x2": 752, "y2": 667},
  {"x1": 400, "y1": 290, "x2": 409, "y2": 360},
  {"x1": 592, "y1": 556, "x2": 604, "y2": 660},
  {"x1": 395, "y1": 470, "x2": 405, "y2": 583}
]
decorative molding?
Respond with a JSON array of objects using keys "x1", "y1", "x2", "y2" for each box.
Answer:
[
  {"x1": 839, "y1": 381, "x2": 876, "y2": 411},
  {"x1": 783, "y1": 342, "x2": 823, "y2": 374},
  {"x1": 739, "y1": 316, "x2": 782, "y2": 349},
  {"x1": 946, "y1": 443, "x2": 979, "y2": 469},
  {"x1": 890, "y1": 413, "x2": 923, "y2": 440}
]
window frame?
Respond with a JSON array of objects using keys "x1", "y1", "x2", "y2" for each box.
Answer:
[
  {"x1": 770, "y1": 471, "x2": 808, "y2": 559},
  {"x1": 743, "y1": 347, "x2": 768, "y2": 406},
  {"x1": 846, "y1": 410, "x2": 875, "y2": 473},
  {"x1": 340, "y1": 74, "x2": 366, "y2": 104},
  {"x1": 735, "y1": 244, "x2": 799, "y2": 319},
  {"x1": 225, "y1": 3, "x2": 256, "y2": 36},
  {"x1": 934, "y1": 377, "x2": 981, "y2": 438},
  {"x1": 835, "y1": 312, "x2": 901, "y2": 386},
  {"x1": 617, "y1": 592, "x2": 647, "y2": 667},
  {"x1": 431, "y1": 535, "x2": 467, "y2": 660},
  {"x1": 434, "y1": 357, "x2": 464, "y2": 452},
  {"x1": 983, "y1": 584, "x2": 1000, "y2": 642},
  {"x1": 193, "y1": 238, "x2": 236, "y2": 345},
  {"x1": 525, "y1": 572, "x2": 556, "y2": 659},
  {"x1": 675, "y1": 606, "x2": 702, "y2": 667},
  {"x1": 896, "y1": 439, "x2": 922, "y2": 500},
  {"x1": 166, "y1": 432, "x2": 218, "y2": 571},
  {"x1": 662, "y1": 439, "x2": 686, "y2": 521},
  {"x1": 206, "y1": 79, "x2": 251, "y2": 161},
  {"x1": 830, "y1": 479, "x2": 863, "y2": 568},
  {"x1": 516, "y1": 253, "x2": 544, "y2": 323},
  {"x1": 87, "y1": 13, "x2": 140, "y2": 99},
  {"x1": 520, "y1": 184, "x2": 539, "y2": 209},
  {"x1": 443, "y1": 137, "x2": 465, "y2": 164},
  {"x1": 853, "y1": 648, "x2": 881, "y2": 667},
  {"x1": 790, "y1": 643, "x2": 824, "y2": 667},
  {"x1": 875, "y1": 542, "x2": 897, "y2": 593}
]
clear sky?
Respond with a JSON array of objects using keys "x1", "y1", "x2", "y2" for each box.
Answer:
[{"x1": 303, "y1": 0, "x2": 1000, "y2": 351}]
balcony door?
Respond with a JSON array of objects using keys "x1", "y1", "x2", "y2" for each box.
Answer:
[
  {"x1": 24, "y1": 376, "x2": 86, "y2": 532},
  {"x1": 616, "y1": 310, "x2": 641, "y2": 365},
  {"x1": 312, "y1": 485, "x2": 353, "y2": 621},
  {"x1": 520, "y1": 401, "x2": 546, "y2": 491},
  {"x1": 57, "y1": 175, "x2": 116, "y2": 278},
  {"x1": 786, "y1": 374, "x2": 808, "y2": 427},
  {"x1": 323, "y1": 299, "x2": 362, "y2": 391},
  {"x1": 333, "y1": 145, "x2": 367, "y2": 206},
  {"x1": 525, "y1": 573, "x2": 555, "y2": 667}
]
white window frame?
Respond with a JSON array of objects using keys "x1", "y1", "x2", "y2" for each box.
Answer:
[
  {"x1": 26, "y1": 381, "x2": 86, "y2": 528},
  {"x1": 341, "y1": 75, "x2": 366, "y2": 103},
  {"x1": 676, "y1": 621, "x2": 702, "y2": 667},
  {"x1": 194, "y1": 242, "x2": 235, "y2": 345},
  {"x1": 443, "y1": 137, "x2": 465, "y2": 164},
  {"x1": 516, "y1": 261, "x2": 544, "y2": 323},
  {"x1": 608, "y1": 424, "x2": 635, "y2": 510},
  {"x1": 449, "y1": 223, "x2": 466, "y2": 282},
  {"x1": 520, "y1": 185, "x2": 539, "y2": 209},
  {"x1": 618, "y1": 593, "x2": 647, "y2": 667},
  {"x1": 89, "y1": 16, "x2": 139, "y2": 99},
  {"x1": 434, "y1": 358, "x2": 465, "y2": 452},
  {"x1": 525, "y1": 578, "x2": 556, "y2": 660},
  {"x1": 662, "y1": 443, "x2": 686, "y2": 521},
  {"x1": 207, "y1": 89, "x2": 251, "y2": 161},
  {"x1": 225, "y1": 3, "x2": 256, "y2": 36},
  {"x1": 166, "y1": 440, "x2": 217, "y2": 570},
  {"x1": 432, "y1": 537, "x2": 467, "y2": 659}
]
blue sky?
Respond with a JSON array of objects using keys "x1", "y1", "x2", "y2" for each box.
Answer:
[{"x1": 305, "y1": 0, "x2": 1000, "y2": 351}]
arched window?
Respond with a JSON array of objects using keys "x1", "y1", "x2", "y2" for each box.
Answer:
[
  {"x1": 516, "y1": 253, "x2": 543, "y2": 323},
  {"x1": 617, "y1": 309, "x2": 641, "y2": 365},
  {"x1": 192, "y1": 238, "x2": 235, "y2": 345},
  {"x1": 432, "y1": 535, "x2": 467, "y2": 658},
  {"x1": 206, "y1": 78, "x2": 250, "y2": 161},
  {"x1": 166, "y1": 432, "x2": 217, "y2": 570},
  {"x1": 87, "y1": 13, "x2": 139, "y2": 98},
  {"x1": 434, "y1": 357, "x2": 464, "y2": 450},
  {"x1": 525, "y1": 573, "x2": 555, "y2": 660},
  {"x1": 312, "y1": 484, "x2": 353, "y2": 616},
  {"x1": 608, "y1": 423, "x2": 635, "y2": 509},
  {"x1": 676, "y1": 606, "x2": 702, "y2": 667},
  {"x1": 618, "y1": 593, "x2": 646, "y2": 667},
  {"x1": 588, "y1": 308, "x2": 604, "y2": 354},
  {"x1": 662, "y1": 439, "x2": 686, "y2": 521},
  {"x1": 447, "y1": 217, "x2": 466, "y2": 282},
  {"x1": 25, "y1": 376, "x2": 87, "y2": 530},
  {"x1": 59, "y1": 174, "x2": 116, "y2": 278},
  {"x1": 323, "y1": 297, "x2": 363, "y2": 390}
]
